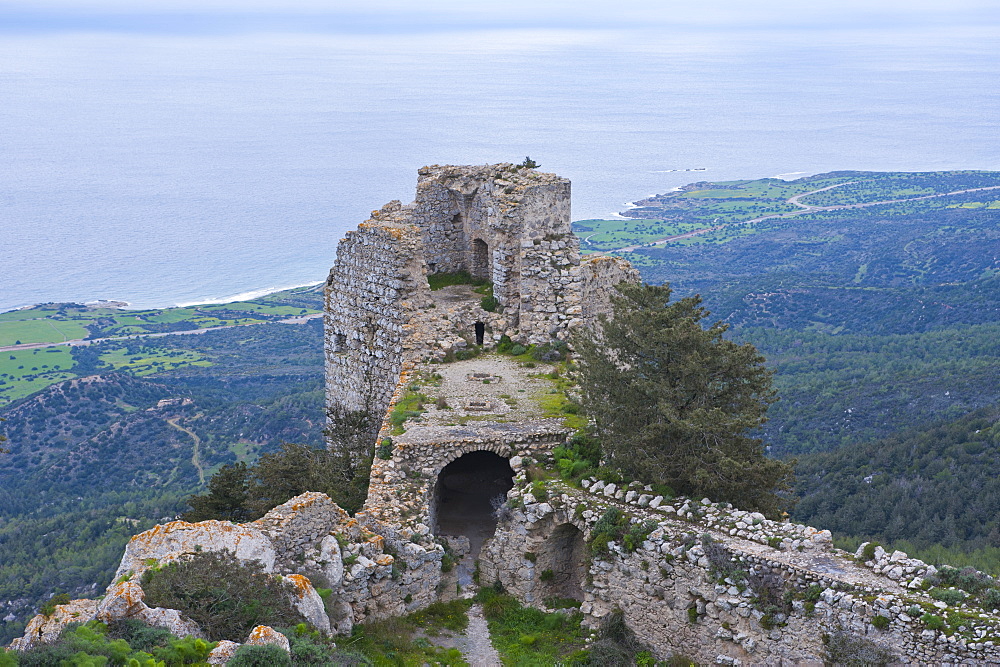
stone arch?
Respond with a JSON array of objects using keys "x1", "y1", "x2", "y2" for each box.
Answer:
[
  {"x1": 471, "y1": 238, "x2": 491, "y2": 282},
  {"x1": 537, "y1": 522, "x2": 587, "y2": 602},
  {"x1": 430, "y1": 448, "x2": 514, "y2": 556}
]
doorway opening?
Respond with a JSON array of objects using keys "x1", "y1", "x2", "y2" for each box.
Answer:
[
  {"x1": 474, "y1": 321, "x2": 485, "y2": 346},
  {"x1": 471, "y1": 239, "x2": 490, "y2": 281},
  {"x1": 432, "y1": 451, "x2": 514, "y2": 556},
  {"x1": 538, "y1": 524, "x2": 587, "y2": 601}
]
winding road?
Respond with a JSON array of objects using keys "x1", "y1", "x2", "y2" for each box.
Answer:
[{"x1": 610, "y1": 182, "x2": 1000, "y2": 253}]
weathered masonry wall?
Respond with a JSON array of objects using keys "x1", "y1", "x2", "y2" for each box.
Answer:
[
  {"x1": 480, "y1": 476, "x2": 1000, "y2": 665},
  {"x1": 324, "y1": 210, "x2": 432, "y2": 427}
]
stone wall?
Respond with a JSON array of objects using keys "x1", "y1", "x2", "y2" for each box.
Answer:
[
  {"x1": 579, "y1": 255, "x2": 642, "y2": 323},
  {"x1": 324, "y1": 210, "x2": 432, "y2": 444},
  {"x1": 480, "y1": 474, "x2": 1000, "y2": 665}
]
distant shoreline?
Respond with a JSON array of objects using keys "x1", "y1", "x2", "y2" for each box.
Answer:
[{"x1": 0, "y1": 281, "x2": 325, "y2": 316}]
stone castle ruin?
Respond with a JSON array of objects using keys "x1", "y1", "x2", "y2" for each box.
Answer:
[
  {"x1": 11, "y1": 164, "x2": 1000, "y2": 664},
  {"x1": 323, "y1": 163, "x2": 637, "y2": 424}
]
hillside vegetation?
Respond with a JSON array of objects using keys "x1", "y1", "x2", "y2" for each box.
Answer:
[{"x1": 0, "y1": 289, "x2": 326, "y2": 645}]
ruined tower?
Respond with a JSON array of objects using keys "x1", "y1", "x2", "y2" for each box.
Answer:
[{"x1": 323, "y1": 163, "x2": 638, "y2": 439}]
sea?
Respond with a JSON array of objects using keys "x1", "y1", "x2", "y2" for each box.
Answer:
[{"x1": 1, "y1": 3, "x2": 998, "y2": 312}]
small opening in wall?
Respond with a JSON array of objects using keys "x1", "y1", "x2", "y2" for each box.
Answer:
[
  {"x1": 334, "y1": 333, "x2": 347, "y2": 353},
  {"x1": 471, "y1": 238, "x2": 490, "y2": 281},
  {"x1": 474, "y1": 321, "x2": 485, "y2": 346}
]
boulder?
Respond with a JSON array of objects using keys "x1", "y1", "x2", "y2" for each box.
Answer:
[
  {"x1": 285, "y1": 574, "x2": 332, "y2": 635},
  {"x1": 8, "y1": 599, "x2": 99, "y2": 651},
  {"x1": 245, "y1": 625, "x2": 290, "y2": 653},
  {"x1": 114, "y1": 520, "x2": 277, "y2": 581},
  {"x1": 96, "y1": 581, "x2": 205, "y2": 639},
  {"x1": 319, "y1": 534, "x2": 345, "y2": 586},
  {"x1": 207, "y1": 640, "x2": 241, "y2": 664}
]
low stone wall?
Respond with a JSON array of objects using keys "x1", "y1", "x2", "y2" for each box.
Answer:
[{"x1": 480, "y1": 475, "x2": 1000, "y2": 665}]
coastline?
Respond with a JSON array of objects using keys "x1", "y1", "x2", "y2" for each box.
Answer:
[{"x1": 0, "y1": 280, "x2": 325, "y2": 316}]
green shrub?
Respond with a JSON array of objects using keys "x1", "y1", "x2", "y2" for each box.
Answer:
[
  {"x1": 40, "y1": 592, "x2": 71, "y2": 617},
  {"x1": 376, "y1": 438, "x2": 393, "y2": 460},
  {"x1": 540, "y1": 569, "x2": 554, "y2": 582},
  {"x1": 141, "y1": 551, "x2": 306, "y2": 642},
  {"x1": 510, "y1": 344, "x2": 528, "y2": 356},
  {"x1": 530, "y1": 480, "x2": 548, "y2": 501},
  {"x1": 228, "y1": 644, "x2": 293, "y2": 666},
  {"x1": 929, "y1": 588, "x2": 967, "y2": 605},
  {"x1": 524, "y1": 552, "x2": 537, "y2": 563},
  {"x1": 982, "y1": 587, "x2": 1000, "y2": 609},
  {"x1": 531, "y1": 340, "x2": 568, "y2": 362},
  {"x1": 767, "y1": 536, "x2": 783, "y2": 550},
  {"x1": 480, "y1": 295, "x2": 499, "y2": 312},
  {"x1": 823, "y1": 630, "x2": 896, "y2": 665},
  {"x1": 861, "y1": 542, "x2": 881, "y2": 562},
  {"x1": 440, "y1": 553, "x2": 455, "y2": 573},
  {"x1": 922, "y1": 613, "x2": 946, "y2": 631},
  {"x1": 687, "y1": 606, "x2": 699, "y2": 623},
  {"x1": 872, "y1": 615, "x2": 890, "y2": 630}
]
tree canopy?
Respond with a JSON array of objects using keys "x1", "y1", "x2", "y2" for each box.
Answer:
[{"x1": 574, "y1": 282, "x2": 793, "y2": 516}]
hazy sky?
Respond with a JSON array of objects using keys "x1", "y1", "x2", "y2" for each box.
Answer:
[{"x1": 2, "y1": 0, "x2": 998, "y2": 34}]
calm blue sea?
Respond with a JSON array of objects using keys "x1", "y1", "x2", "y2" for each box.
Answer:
[{"x1": 1, "y1": 5, "x2": 998, "y2": 312}]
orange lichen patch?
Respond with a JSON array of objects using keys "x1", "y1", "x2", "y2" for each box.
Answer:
[
  {"x1": 365, "y1": 534, "x2": 385, "y2": 551},
  {"x1": 285, "y1": 574, "x2": 313, "y2": 599},
  {"x1": 375, "y1": 555, "x2": 394, "y2": 567},
  {"x1": 128, "y1": 519, "x2": 241, "y2": 545},
  {"x1": 247, "y1": 625, "x2": 272, "y2": 642}
]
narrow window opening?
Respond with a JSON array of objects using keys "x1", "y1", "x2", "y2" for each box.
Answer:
[
  {"x1": 334, "y1": 332, "x2": 347, "y2": 353},
  {"x1": 474, "y1": 321, "x2": 485, "y2": 346}
]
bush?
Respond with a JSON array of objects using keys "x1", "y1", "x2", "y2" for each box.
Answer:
[
  {"x1": 922, "y1": 613, "x2": 946, "y2": 631},
  {"x1": 823, "y1": 630, "x2": 896, "y2": 665},
  {"x1": 39, "y1": 592, "x2": 71, "y2": 617},
  {"x1": 861, "y1": 542, "x2": 881, "y2": 562},
  {"x1": 376, "y1": 439, "x2": 393, "y2": 460},
  {"x1": 141, "y1": 551, "x2": 306, "y2": 642},
  {"x1": 929, "y1": 588, "x2": 967, "y2": 605},
  {"x1": 871, "y1": 615, "x2": 890, "y2": 630},
  {"x1": 510, "y1": 344, "x2": 528, "y2": 356},
  {"x1": 480, "y1": 295, "x2": 499, "y2": 312},
  {"x1": 228, "y1": 644, "x2": 293, "y2": 666},
  {"x1": 531, "y1": 340, "x2": 568, "y2": 362},
  {"x1": 982, "y1": 587, "x2": 1000, "y2": 610}
]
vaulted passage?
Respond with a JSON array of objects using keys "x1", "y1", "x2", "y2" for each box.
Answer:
[
  {"x1": 538, "y1": 523, "x2": 587, "y2": 601},
  {"x1": 433, "y1": 451, "x2": 514, "y2": 556}
]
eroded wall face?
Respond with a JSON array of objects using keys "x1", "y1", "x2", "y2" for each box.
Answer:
[{"x1": 324, "y1": 221, "x2": 430, "y2": 449}]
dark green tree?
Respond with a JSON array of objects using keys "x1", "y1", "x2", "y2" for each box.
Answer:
[
  {"x1": 520, "y1": 156, "x2": 540, "y2": 169},
  {"x1": 574, "y1": 283, "x2": 793, "y2": 516},
  {"x1": 182, "y1": 462, "x2": 253, "y2": 523}
]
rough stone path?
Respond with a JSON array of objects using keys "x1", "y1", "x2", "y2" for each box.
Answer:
[{"x1": 459, "y1": 604, "x2": 501, "y2": 667}]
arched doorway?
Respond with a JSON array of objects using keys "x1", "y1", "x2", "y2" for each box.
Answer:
[
  {"x1": 432, "y1": 451, "x2": 514, "y2": 556},
  {"x1": 471, "y1": 239, "x2": 490, "y2": 282},
  {"x1": 538, "y1": 523, "x2": 587, "y2": 602}
]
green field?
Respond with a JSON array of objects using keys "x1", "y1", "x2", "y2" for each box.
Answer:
[
  {"x1": 573, "y1": 218, "x2": 706, "y2": 252},
  {"x1": 586, "y1": 170, "x2": 1000, "y2": 255},
  {"x1": 0, "y1": 286, "x2": 321, "y2": 406},
  {"x1": 0, "y1": 347, "x2": 77, "y2": 404},
  {"x1": 99, "y1": 347, "x2": 212, "y2": 376},
  {"x1": 0, "y1": 286, "x2": 322, "y2": 348}
]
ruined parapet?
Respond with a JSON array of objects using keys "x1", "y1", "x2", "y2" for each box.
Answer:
[
  {"x1": 480, "y1": 475, "x2": 1000, "y2": 665},
  {"x1": 578, "y1": 255, "x2": 642, "y2": 324}
]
